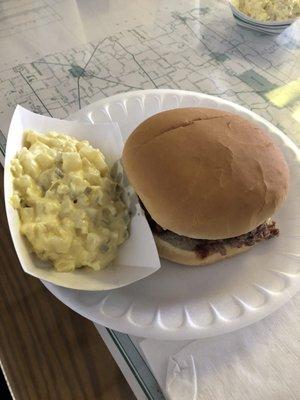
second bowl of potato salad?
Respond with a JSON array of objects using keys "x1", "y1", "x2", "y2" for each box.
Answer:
[{"x1": 229, "y1": 0, "x2": 300, "y2": 33}]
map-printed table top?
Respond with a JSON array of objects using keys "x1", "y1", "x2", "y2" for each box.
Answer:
[
  {"x1": 1, "y1": 2, "x2": 300, "y2": 399},
  {"x1": 0, "y1": 0, "x2": 299, "y2": 164}
]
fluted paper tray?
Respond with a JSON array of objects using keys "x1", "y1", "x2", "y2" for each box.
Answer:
[{"x1": 4, "y1": 106, "x2": 161, "y2": 291}]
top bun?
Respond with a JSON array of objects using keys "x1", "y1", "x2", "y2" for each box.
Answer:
[{"x1": 122, "y1": 108, "x2": 289, "y2": 239}]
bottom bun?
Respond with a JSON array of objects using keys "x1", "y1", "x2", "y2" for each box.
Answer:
[{"x1": 154, "y1": 235, "x2": 255, "y2": 266}]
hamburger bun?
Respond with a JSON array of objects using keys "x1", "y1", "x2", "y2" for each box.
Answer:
[
  {"x1": 154, "y1": 234, "x2": 255, "y2": 266},
  {"x1": 122, "y1": 108, "x2": 289, "y2": 240}
]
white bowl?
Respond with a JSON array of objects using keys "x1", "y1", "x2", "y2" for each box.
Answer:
[{"x1": 229, "y1": 1, "x2": 297, "y2": 34}]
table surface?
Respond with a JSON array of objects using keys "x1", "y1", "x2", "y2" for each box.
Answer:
[{"x1": 0, "y1": 0, "x2": 300, "y2": 399}]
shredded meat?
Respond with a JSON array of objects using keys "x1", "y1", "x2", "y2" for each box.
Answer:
[
  {"x1": 193, "y1": 221, "x2": 279, "y2": 259},
  {"x1": 141, "y1": 203, "x2": 279, "y2": 259}
]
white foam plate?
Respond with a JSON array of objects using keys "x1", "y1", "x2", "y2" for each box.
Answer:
[{"x1": 44, "y1": 89, "x2": 300, "y2": 340}]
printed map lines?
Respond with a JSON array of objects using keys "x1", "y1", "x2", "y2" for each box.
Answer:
[
  {"x1": 116, "y1": 40, "x2": 159, "y2": 89},
  {"x1": 174, "y1": 12, "x2": 214, "y2": 56},
  {"x1": 77, "y1": 78, "x2": 82, "y2": 110},
  {"x1": 88, "y1": 74, "x2": 144, "y2": 90},
  {"x1": 174, "y1": 11, "x2": 282, "y2": 104},
  {"x1": 31, "y1": 37, "x2": 159, "y2": 111},
  {"x1": 0, "y1": 129, "x2": 6, "y2": 156},
  {"x1": 32, "y1": 61, "x2": 72, "y2": 67},
  {"x1": 76, "y1": 41, "x2": 101, "y2": 109},
  {"x1": 183, "y1": 9, "x2": 291, "y2": 87},
  {"x1": 18, "y1": 69, "x2": 53, "y2": 117},
  {"x1": 0, "y1": 3, "x2": 298, "y2": 149}
]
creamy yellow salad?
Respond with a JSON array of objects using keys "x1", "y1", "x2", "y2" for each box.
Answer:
[
  {"x1": 232, "y1": 0, "x2": 300, "y2": 21},
  {"x1": 10, "y1": 130, "x2": 129, "y2": 272}
]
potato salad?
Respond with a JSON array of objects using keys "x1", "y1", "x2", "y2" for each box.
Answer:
[
  {"x1": 10, "y1": 130, "x2": 129, "y2": 272},
  {"x1": 233, "y1": 0, "x2": 300, "y2": 21}
]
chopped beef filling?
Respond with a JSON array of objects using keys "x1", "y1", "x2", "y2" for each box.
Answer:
[{"x1": 141, "y1": 204, "x2": 279, "y2": 259}]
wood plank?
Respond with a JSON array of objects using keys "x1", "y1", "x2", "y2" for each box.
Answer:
[{"x1": 0, "y1": 167, "x2": 136, "y2": 400}]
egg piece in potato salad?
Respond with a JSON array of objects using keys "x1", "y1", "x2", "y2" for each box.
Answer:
[{"x1": 10, "y1": 130, "x2": 129, "y2": 272}]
